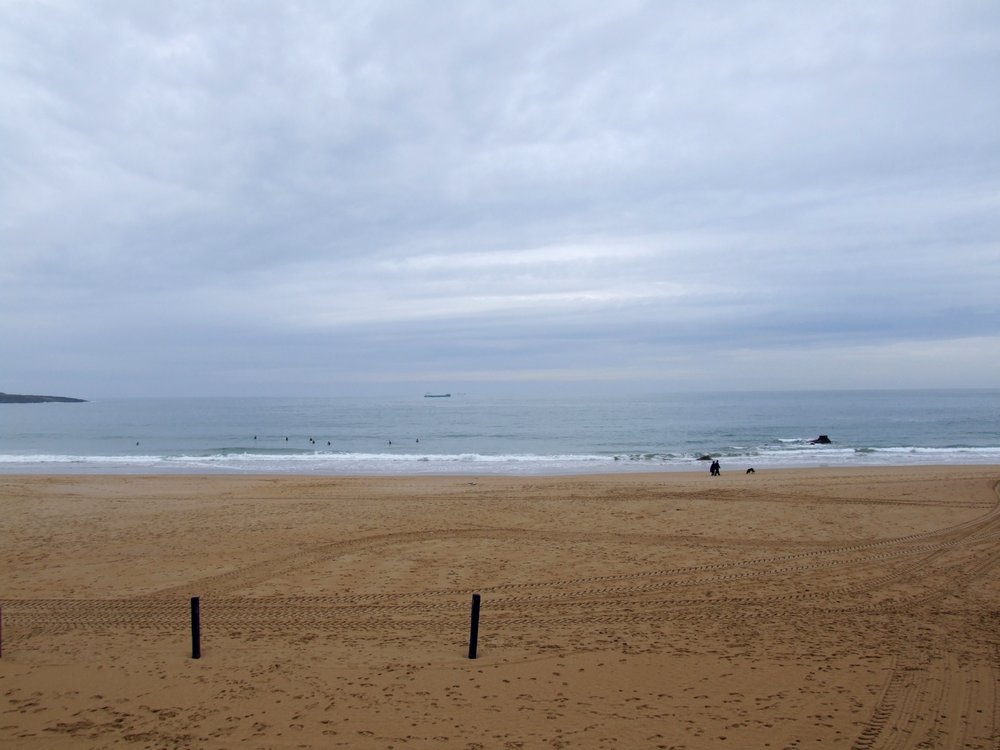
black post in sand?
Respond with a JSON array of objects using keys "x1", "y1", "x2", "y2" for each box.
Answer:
[
  {"x1": 191, "y1": 597, "x2": 201, "y2": 659},
  {"x1": 468, "y1": 593, "x2": 481, "y2": 659}
]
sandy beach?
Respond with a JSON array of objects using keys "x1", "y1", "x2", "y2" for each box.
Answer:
[{"x1": 1, "y1": 467, "x2": 998, "y2": 749}]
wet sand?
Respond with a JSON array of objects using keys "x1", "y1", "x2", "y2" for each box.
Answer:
[{"x1": 1, "y1": 467, "x2": 999, "y2": 748}]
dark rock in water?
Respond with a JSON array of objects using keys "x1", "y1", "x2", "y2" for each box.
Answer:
[
  {"x1": 0, "y1": 391, "x2": 87, "y2": 403},
  {"x1": 810, "y1": 434, "x2": 832, "y2": 444},
  {"x1": 697, "y1": 454, "x2": 714, "y2": 461}
]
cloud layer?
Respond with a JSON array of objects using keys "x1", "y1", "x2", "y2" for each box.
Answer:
[{"x1": 2, "y1": 1, "x2": 999, "y2": 396}]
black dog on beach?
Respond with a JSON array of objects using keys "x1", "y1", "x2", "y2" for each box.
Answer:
[{"x1": 746, "y1": 468, "x2": 755, "y2": 474}]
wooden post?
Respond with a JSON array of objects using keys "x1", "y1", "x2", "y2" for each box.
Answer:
[
  {"x1": 468, "y1": 593, "x2": 481, "y2": 659},
  {"x1": 0, "y1": 605, "x2": 3, "y2": 658},
  {"x1": 191, "y1": 597, "x2": 201, "y2": 659}
]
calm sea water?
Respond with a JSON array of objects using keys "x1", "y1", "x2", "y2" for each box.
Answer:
[{"x1": 1, "y1": 390, "x2": 998, "y2": 475}]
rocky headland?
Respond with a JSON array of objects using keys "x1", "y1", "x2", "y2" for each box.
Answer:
[{"x1": 0, "y1": 392, "x2": 87, "y2": 403}]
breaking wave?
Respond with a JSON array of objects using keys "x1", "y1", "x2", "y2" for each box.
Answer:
[{"x1": 2, "y1": 444, "x2": 998, "y2": 476}]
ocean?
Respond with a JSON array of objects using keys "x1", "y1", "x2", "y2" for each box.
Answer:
[{"x1": 1, "y1": 390, "x2": 998, "y2": 475}]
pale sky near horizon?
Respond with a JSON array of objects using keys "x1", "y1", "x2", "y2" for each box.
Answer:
[{"x1": 2, "y1": 1, "x2": 999, "y2": 398}]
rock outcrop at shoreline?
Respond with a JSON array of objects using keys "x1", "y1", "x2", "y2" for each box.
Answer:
[{"x1": 0, "y1": 391, "x2": 87, "y2": 403}]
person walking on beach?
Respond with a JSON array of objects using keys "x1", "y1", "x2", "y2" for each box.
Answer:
[{"x1": 709, "y1": 459, "x2": 720, "y2": 476}]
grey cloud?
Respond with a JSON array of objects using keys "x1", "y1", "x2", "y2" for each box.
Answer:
[{"x1": 2, "y1": 1, "x2": 999, "y2": 395}]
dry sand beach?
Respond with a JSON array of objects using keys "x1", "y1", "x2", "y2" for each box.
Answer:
[{"x1": 1, "y1": 467, "x2": 999, "y2": 749}]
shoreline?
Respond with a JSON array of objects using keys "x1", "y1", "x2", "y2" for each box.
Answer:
[
  {"x1": 3, "y1": 458, "x2": 1000, "y2": 478},
  {"x1": 2, "y1": 467, "x2": 999, "y2": 748}
]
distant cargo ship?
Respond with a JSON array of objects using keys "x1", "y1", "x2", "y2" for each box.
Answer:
[{"x1": 424, "y1": 393, "x2": 451, "y2": 398}]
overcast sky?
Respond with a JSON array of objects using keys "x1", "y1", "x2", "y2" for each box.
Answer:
[{"x1": 2, "y1": 1, "x2": 999, "y2": 397}]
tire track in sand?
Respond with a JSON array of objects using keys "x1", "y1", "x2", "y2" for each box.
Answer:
[
  {"x1": 5, "y1": 482, "x2": 1000, "y2": 635},
  {"x1": 850, "y1": 652, "x2": 998, "y2": 750}
]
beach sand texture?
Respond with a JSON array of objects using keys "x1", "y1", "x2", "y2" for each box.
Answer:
[{"x1": 1, "y1": 467, "x2": 999, "y2": 749}]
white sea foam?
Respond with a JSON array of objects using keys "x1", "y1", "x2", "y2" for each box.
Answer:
[{"x1": 2, "y1": 444, "x2": 999, "y2": 475}]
